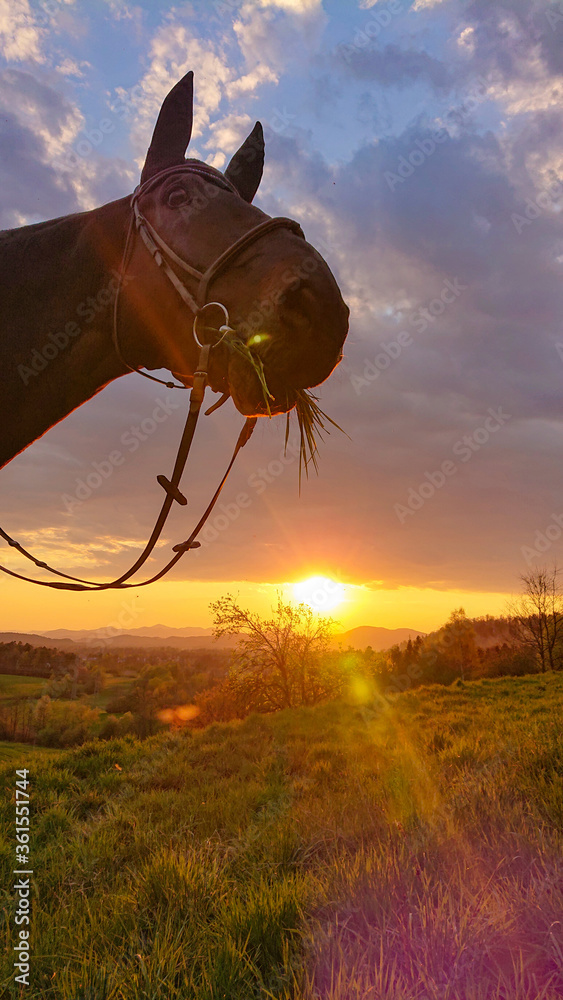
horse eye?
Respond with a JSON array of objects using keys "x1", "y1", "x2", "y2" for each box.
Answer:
[{"x1": 167, "y1": 188, "x2": 188, "y2": 208}]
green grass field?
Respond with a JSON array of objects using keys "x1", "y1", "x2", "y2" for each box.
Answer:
[
  {"x1": 0, "y1": 675, "x2": 45, "y2": 699},
  {"x1": 87, "y1": 675, "x2": 134, "y2": 711},
  {"x1": 1, "y1": 672, "x2": 562, "y2": 999},
  {"x1": 0, "y1": 742, "x2": 57, "y2": 764},
  {"x1": 0, "y1": 671, "x2": 132, "y2": 708},
  {"x1": 0, "y1": 672, "x2": 134, "y2": 735}
]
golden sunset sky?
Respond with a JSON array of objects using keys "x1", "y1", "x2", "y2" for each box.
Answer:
[{"x1": 0, "y1": 576, "x2": 514, "y2": 634}]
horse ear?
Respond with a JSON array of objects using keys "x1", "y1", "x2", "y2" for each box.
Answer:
[
  {"x1": 141, "y1": 71, "x2": 194, "y2": 183},
  {"x1": 224, "y1": 122, "x2": 264, "y2": 202}
]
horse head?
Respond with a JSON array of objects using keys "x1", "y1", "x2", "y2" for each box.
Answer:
[{"x1": 118, "y1": 71, "x2": 349, "y2": 417}]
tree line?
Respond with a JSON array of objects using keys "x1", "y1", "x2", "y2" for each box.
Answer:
[{"x1": 0, "y1": 642, "x2": 78, "y2": 678}]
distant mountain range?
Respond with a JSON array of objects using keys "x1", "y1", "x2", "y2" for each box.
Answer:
[
  {"x1": 42, "y1": 625, "x2": 214, "y2": 641},
  {"x1": 0, "y1": 632, "x2": 79, "y2": 652},
  {"x1": 0, "y1": 624, "x2": 426, "y2": 652},
  {"x1": 337, "y1": 626, "x2": 425, "y2": 649}
]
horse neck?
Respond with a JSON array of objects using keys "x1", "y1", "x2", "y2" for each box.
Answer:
[{"x1": 0, "y1": 197, "x2": 131, "y2": 467}]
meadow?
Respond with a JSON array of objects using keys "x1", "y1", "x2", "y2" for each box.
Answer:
[
  {"x1": 0, "y1": 671, "x2": 134, "y2": 712},
  {"x1": 0, "y1": 676, "x2": 45, "y2": 699},
  {"x1": 0, "y1": 672, "x2": 562, "y2": 1000},
  {"x1": 0, "y1": 669, "x2": 150, "y2": 748}
]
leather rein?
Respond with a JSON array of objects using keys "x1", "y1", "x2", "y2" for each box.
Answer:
[{"x1": 0, "y1": 163, "x2": 305, "y2": 591}]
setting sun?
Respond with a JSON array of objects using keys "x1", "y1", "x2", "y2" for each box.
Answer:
[{"x1": 292, "y1": 576, "x2": 346, "y2": 613}]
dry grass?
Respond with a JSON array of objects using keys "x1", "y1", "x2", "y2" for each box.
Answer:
[
  {"x1": 226, "y1": 334, "x2": 275, "y2": 417},
  {"x1": 291, "y1": 390, "x2": 348, "y2": 489},
  {"x1": 225, "y1": 330, "x2": 348, "y2": 486}
]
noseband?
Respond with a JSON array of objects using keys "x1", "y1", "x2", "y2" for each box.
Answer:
[{"x1": 0, "y1": 163, "x2": 307, "y2": 591}]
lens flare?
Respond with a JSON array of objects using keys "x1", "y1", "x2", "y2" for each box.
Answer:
[{"x1": 246, "y1": 333, "x2": 270, "y2": 348}]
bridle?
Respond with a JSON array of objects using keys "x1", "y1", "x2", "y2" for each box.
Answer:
[
  {"x1": 0, "y1": 162, "x2": 306, "y2": 591},
  {"x1": 113, "y1": 162, "x2": 304, "y2": 389}
]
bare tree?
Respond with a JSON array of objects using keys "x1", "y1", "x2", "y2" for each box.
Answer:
[
  {"x1": 509, "y1": 566, "x2": 563, "y2": 673},
  {"x1": 210, "y1": 594, "x2": 336, "y2": 711}
]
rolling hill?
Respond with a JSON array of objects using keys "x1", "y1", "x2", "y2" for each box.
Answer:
[{"x1": 8, "y1": 624, "x2": 427, "y2": 652}]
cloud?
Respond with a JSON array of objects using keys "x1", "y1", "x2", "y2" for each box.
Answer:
[
  {"x1": 205, "y1": 111, "x2": 252, "y2": 150},
  {"x1": 504, "y1": 107, "x2": 563, "y2": 195},
  {"x1": 225, "y1": 63, "x2": 277, "y2": 98},
  {"x1": 128, "y1": 23, "x2": 234, "y2": 167},
  {"x1": 487, "y1": 60, "x2": 563, "y2": 117},
  {"x1": 413, "y1": 0, "x2": 450, "y2": 9},
  {"x1": 233, "y1": 0, "x2": 326, "y2": 78},
  {"x1": 128, "y1": 1, "x2": 325, "y2": 175},
  {"x1": 338, "y1": 43, "x2": 451, "y2": 91},
  {"x1": 461, "y1": 1, "x2": 563, "y2": 87},
  {"x1": 0, "y1": 68, "x2": 134, "y2": 217},
  {"x1": 0, "y1": 0, "x2": 46, "y2": 63},
  {"x1": 0, "y1": 68, "x2": 83, "y2": 160},
  {"x1": 0, "y1": 111, "x2": 74, "y2": 226},
  {"x1": 103, "y1": 0, "x2": 143, "y2": 21},
  {"x1": 204, "y1": 112, "x2": 252, "y2": 165},
  {"x1": 257, "y1": 0, "x2": 322, "y2": 11},
  {"x1": 0, "y1": 69, "x2": 83, "y2": 225},
  {"x1": 56, "y1": 56, "x2": 88, "y2": 77}
]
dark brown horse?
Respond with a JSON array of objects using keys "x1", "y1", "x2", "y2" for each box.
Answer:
[{"x1": 0, "y1": 71, "x2": 349, "y2": 471}]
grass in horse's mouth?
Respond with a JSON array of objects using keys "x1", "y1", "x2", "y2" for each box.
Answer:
[
  {"x1": 290, "y1": 389, "x2": 347, "y2": 491},
  {"x1": 224, "y1": 331, "x2": 347, "y2": 487},
  {"x1": 225, "y1": 334, "x2": 275, "y2": 416}
]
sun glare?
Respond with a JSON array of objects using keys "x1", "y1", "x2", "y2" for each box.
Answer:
[{"x1": 293, "y1": 576, "x2": 345, "y2": 613}]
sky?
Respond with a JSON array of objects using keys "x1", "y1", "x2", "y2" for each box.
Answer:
[{"x1": 0, "y1": 0, "x2": 562, "y2": 633}]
